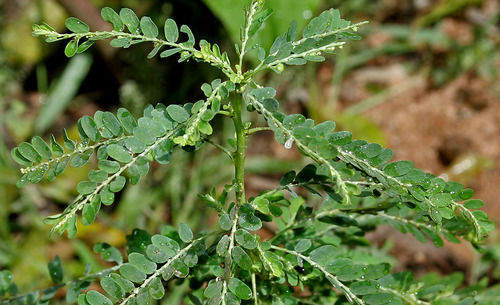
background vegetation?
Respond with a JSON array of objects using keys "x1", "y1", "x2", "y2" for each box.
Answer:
[{"x1": 1, "y1": 0, "x2": 500, "y2": 303}]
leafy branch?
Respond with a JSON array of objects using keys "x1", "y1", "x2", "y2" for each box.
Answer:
[
  {"x1": 270, "y1": 245, "x2": 364, "y2": 304},
  {"x1": 247, "y1": 86, "x2": 493, "y2": 244},
  {"x1": 50, "y1": 126, "x2": 181, "y2": 237},
  {"x1": 116, "y1": 236, "x2": 203, "y2": 305},
  {"x1": 246, "y1": 91, "x2": 351, "y2": 204},
  {"x1": 32, "y1": 7, "x2": 235, "y2": 79}
]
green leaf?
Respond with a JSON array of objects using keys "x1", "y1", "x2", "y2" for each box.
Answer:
[
  {"x1": 77, "y1": 181, "x2": 97, "y2": 195},
  {"x1": 164, "y1": 19, "x2": 179, "y2": 42},
  {"x1": 98, "y1": 160, "x2": 120, "y2": 174},
  {"x1": 63, "y1": 128, "x2": 76, "y2": 150},
  {"x1": 0, "y1": 271, "x2": 13, "y2": 295},
  {"x1": 294, "y1": 239, "x2": 312, "y2": 253},
  {"x1": 198, "y1": 120, "x2": 213, "y2": 135},
  {"x1": 459, "y1": 188, "x2": 474, "y2": 200},
  {"x1": 89, "y1": 170, "x2": 108, "y2": 183},
  {"x1": 235, "y1": 229, "x2": 257, "y2": 250},
  {"x1": 77, "y1": 40, "x2": 95, "y2": 54},
  {"x1": 384, "y1": 161, "x2": 414, "y2": 177},
  {"x1": 216, "y1": 235, "x2": 230, "y2": 256},
  {"x1": 70, "y1": 150, "x2": 92, "y2": 167},
  {"x1": 178, "y1": 223, "x2": 193, "y2": 243},
  {"x1": 363, "y1": 293, "x2": 400, "y2": 305},
  {"x1": 172, "y1": 259, "x2": 189, "y2": 278},
  {"x1": 107, "y1": 144, "x2": 132, "y2": 163},
  {"x1": 100, "y1": 276, "x2": 124, "y2": 300},
  {"x1": 231, "y1": 246, "x2": 252, "y2": 270},
  {"x1": 80, "y1": 115, "x2": 100, "y2": 142},
  {"x1": 145, "y1": 245, "x2": 168, "y2": 264},
  {"x1": 430, "y1": 193, "x2": 452, "y2": 208},
  {"x1": 100, "y1": 187, "x2": 114, "y2": 205},
  {"x1": 48, "y1": 256, "x2": 63, "y2": 283},
  {"x1": 11, "y1": 147, "x2": 32, "y2": 167},
  {"x1": 110, "y1": 38, "x2": 130, "y2": 48},
  {"x1": 101, "y1": 7, "x2": 124, "y2": 31},
  {"x1": 151, "y1": 234, "x2": 179, "y2": 256},
  {"x1": 310, "y1": 245, "x2": 336, "y2": 266},
  {"x1": 120, "y1": 8, "x2": 140, "y2": 33},
  {"x1": 180, "y1": 25, "x2": 195, "y2": 47},
  {"x1": 148, "y1": 277, "x2": 165, "y2": 300},
  {"x1": 128, "y1": 253, "x2": 157, "y2": 275},
  {"x1": 204, "y1": 280, "x2": 222, "y2": 298},
  {"x1": 110, "y1": 274, "x2": 134, "y2": 293},
  {"x1": 138, "y1": 116, "x2": 166, "y2": 138},
  {"x1": 101, "y1": 112, "x2": 122, "y2": 136},
  {"x1": 82, "y1": 197, "x2": 99, "y2": 225},
  {"x1": 117, "y1": 108, "x2": 137, "y2": 134},
  {"x1": 238, "y1": 212, "x2": 262, "y2": 231},
  {"x1": 336, "y1": 264, "x2": 365, "y2": 281},
  {"x1": 160, "y1": 48, "x2": 182, "y2": 58},
  {"x1": 78, "y1": 294, "x2": 90, "y2": 305},
  {"x1": 65, "y1": 17, "x2": 90, "y2": 33},
  {"x1": 219, "y1": 214, "x2": 232, "y2": 231},
  {"x1": 31, "y1": 136, "x2": 52, "y2": 160},
  {"x1": 18, "y1": 142, "x2": 41, "y2": 163},
  {"x1": 136, "y1": 291, "x2": 149, "y2": 305},
  {"x1": 140, "y1": 16, "x2": 159, "y2": 38},
  {"x1": 253, "y1": 197, "x2": 270, "y2": 214},
  {"x1": 125, "y1": 137, "x2": 146, "y2": 154},
  {"x1": 93, "y1": 242, "x2": 123, "y2": 264},
  {"x1": 364, "y1": 263, "x2": 390, "y2": 280},
  {"x1": 109, "y1": 176, "x2": 126, "y2": 192},
  {"x1": 228, "y1": 278, "x2": 252, "y2": 300},
  {"x1": 464, "y1": 199, "x2": 483, "y2": 209},
  {"x1": 166, "y1": 105, "x2": 189, "y2": 123},
  {"x1": 350, "y1": 280, "x2": 380, "y2": 295},
  {"x1": 85, "y1": 290, "x2": 112, "y2": 305},
  {"x1": 120, "y1": 263, "x2": 146, "y2": 283}
]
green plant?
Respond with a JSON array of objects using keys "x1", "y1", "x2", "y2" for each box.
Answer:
[{"x1": 3, "y1": 0, "x2": 498, "y2": 304}]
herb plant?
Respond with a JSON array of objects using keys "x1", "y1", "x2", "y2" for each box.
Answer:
[{"x1": 3, "y1": 1, "x2": 497, "y2": 304}]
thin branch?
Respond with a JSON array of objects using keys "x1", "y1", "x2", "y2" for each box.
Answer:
[
  {"x1": 52, "y1": 127, "x2": 181, "y2": 234},
  {"x1": 379, "y1": 287, "x2": 431, "y2": 305},
  {"x1": 270, "y1": 245, "x2": 365, "y2": 305},
  {"x1": 180, "y1": 81, "x2": 227, "y2": 146},
  {"x1": 205, "y1": 139, "x2": 233, "y2": 160},
  {"x1": 119, "y1": 236, "x2": 205, "y2": 305},
  {"x1": 246, "y1": 126, "x2": 272, "y2": 135},
  {"x1": 293, "y1": 21, "x2": 368, "y2": 46},
  {"x1": 20, "y1": 136, "x2": 128, "y2": 174},
  {"x1": 247, "y1": 94, "x2": 350, "y2": 204},
  {"x1": 238, "y1": 0, "x2": 262, "y2": 75},
  {"x1": 32, "y1": 28, "x2": 234, "y2": 78}
]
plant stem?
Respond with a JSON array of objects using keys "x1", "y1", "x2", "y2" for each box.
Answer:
[
  {"x1": 221, "y1": 92, "x2": 248, "y2": 304},
  {"x1": 231, "y1": 93, "x2": 247, "y2": 204}
]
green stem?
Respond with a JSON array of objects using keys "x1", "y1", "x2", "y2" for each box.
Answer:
[
  {"x1": 246, "y1": 126, "x2": 272, "y2": 135},
  {"x1": 231, "y1": 93, "x2": 247, "y2": 204},
  {"x1": 221, "y1": 92, "x2": 248, "y2": 305}
]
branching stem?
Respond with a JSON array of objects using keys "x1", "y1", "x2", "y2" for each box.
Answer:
[
  {"x1": 270, "y1": 245, "x2": 365, "y2": 305},
  {"x1": 34, "y1": 29, "x2": 234, "y2": 78},
  {"x1": 20, "y1": 136, "x2": 128, "y2": 174}
]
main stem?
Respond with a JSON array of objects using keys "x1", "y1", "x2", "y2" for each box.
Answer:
[
  {"x1": 221, "y1": 93, "x2": 248, "y2": 304},
  {"x1": 231, "y1": 92, "x2": 247, "y2": 204}
]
